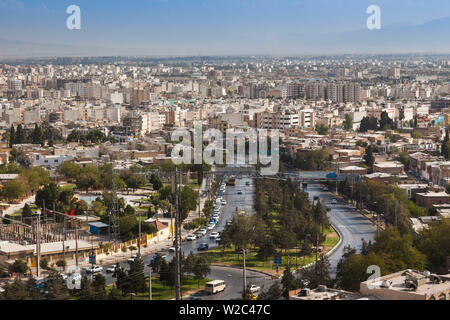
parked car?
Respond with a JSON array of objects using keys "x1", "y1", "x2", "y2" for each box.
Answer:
[
  {"x1": 246, "y1": 181, "x2": 250, "y2": 186},
  {"x1": 237, "y1": 190, "x2": 243, "y2": 195},
  {"x1": 198, "y1": 228, "x2": 207, "y2": 235},
  {"x1": 249, "y1": 284, "x2": 261, "y2": 293},
  {"x1": 195, "y1": 231, "x2": 204, "y2": 238},
  {"x1": 210, "y1": 232, "x2": 220, "y2": 239},
  {"x1": 221, "y1": 200, "x2": 227, "y2": 205},
  {"x1": 85, "y1": 266, "x2": 103, "y2": 274},
  {"x1": 215, "y1": 237, "x2": 221, "y2": 243},
  {"x1": 207, "y1": 223, "x2": 215, "y2": 230},
  {"x1": 187, "y1": 234, "x2": 197, "y2": 241},
  {"x1": 197, "y1": 243, "x2": 209, "y2": 251},
  {"x1": 331, "y1": 199, "x2": 337, "y2": 204}
]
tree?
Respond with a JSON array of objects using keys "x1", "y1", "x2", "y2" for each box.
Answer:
[
  {"x1": 192, "y1": 255, "x2": 211, "y2": 287},
  {"x1": 9, "y1": 125, "x2": 15, "y2": 148},
  {"x1": 379, "y1": 111, "x2": 394, "y2": 130},
  {"x1": 15, "y1": 124, "x2": 25, "y2": 144},
  {"x1": 280, "y1": 265, "x2": 296, "y2": 300},
  {"x1": 39, "y1": 258, "x2": 49, "y2": 271},
  {"x1": 179, "y1": 186, "x2": 198, "y2": 221},
  {"x1": 363, "y1": 146, "x2": 375, "y2": 168},
  {"x1": 150, "y1": 174, "x2": 163, "y2": 191},
  {"x1": 56, "y1": 259, "x2": 66, "y2": 272},
  {"x1": 21, "y1": 203, "x2": 33, "y2": 219},
  {"x1": 301, "y1": 255, "x2": 331, "y2": 289},
  {"x1": 257, "y1": 282, "x2": 282, "y2": 300},
  {"x1": 415, "y1": 219, "x2": 450, "y2": 274},
  {"x1": 32, "y1": 123, "x2": 43, "y2": 145},
  {"x1": 343, "y1": 114, "x2": 353, "y2": 131},
  {"x1": 442, "y1": 130, "x2": 450, "y2": 160},
  {"x1": 11, "y1": 259, "x2": 28, "y2": 275},
  {"x1": 35, "y1": 183, "x2": 60, "y2": 209},
  {"x1": 315, "y1": 124, "x2": 329, "y2": 136}
]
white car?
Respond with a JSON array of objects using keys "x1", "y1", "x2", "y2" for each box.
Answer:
[
  {"x1": 106, "y1": 266, "x2": 117, "y2": 273},
  {"x1": 68, "y1": 273, "x2": 82, "y2": 282},
  {"x1": 221, "y1": 200, "x2": 227, "y2": 205},
  {"x1": 207, "y1": 223, "x2": 215, "y2": 230},
  {"x1": 210, "y1": 232, "x2": 220, "y2": 239},
  {"x1": 187, "y1": 234, "x2": 197, "y2": 241},
  {"x1": 212, "y1": 214, "x2": 220, "y2": 219},
  {"x1": 127, "y1": 255, "x2": 138, "y2": 263},
  {"x1": 195, "y1": 231, "x2": 204, "y2": 238},
  {"x1": 331, "y1": 199, "x2": 337, "y2": 204},
  {"x1": 86, "y1": 266, "x2": 103, "y2": 274},
  {"x1": 198, "y1": 229, "x2": 207, "y2": 235},
  {"x1": 249, "y1": 285, "x2": 261, "y2": 293}
]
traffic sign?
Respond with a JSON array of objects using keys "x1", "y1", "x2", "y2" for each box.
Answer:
[{"x1": 89, "y1": 255, "x2": 96, "y2": 264}]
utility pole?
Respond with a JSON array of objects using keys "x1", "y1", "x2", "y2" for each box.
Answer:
[
  {"x1": 242, "y1": 248, "x2": 247, "y2": 297},
  {"x1": 75, "y1": 222, "x2": 79, "y2": 268},
  {"x1": 315, "y1": 233, "x2": 319, "y2": 275},
  {"x1": 149, "y1": 268, "x2": 152, "y2": 301},
  {"x1": 138, "y1": 213, "x2": 141, "y2": 257},
  {"x1": 174, "y1": 167, "x2": 182, "y2": 300},
  {"x1": 36, "y1": 211, "x2": 41, "y2": 278}
]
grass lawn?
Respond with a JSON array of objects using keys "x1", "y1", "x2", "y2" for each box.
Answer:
[
  {"x1": 60, "y1": 184, "x2": 77, "y2": 191},
  {"x1": 107, "y1": 275, "x2": 211, "y2": 300},
  {"x1": 202, "y1": 226, "x2": 340, "y2": 275}
]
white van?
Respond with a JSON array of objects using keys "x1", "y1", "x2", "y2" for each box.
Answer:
[{"x1": 205, "y1": 280, "x2": 226, "y2": 295}]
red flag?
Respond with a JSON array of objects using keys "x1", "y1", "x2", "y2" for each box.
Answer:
[{"x1": 70, "y1": 209, "x2": 75, "y2": 216}]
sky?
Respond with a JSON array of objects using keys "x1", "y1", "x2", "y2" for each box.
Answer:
[{"x1": 1, "y1": 0, "x2": 450, "y2": 56}]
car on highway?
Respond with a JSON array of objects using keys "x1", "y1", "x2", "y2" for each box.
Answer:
[
  {"x1": 198, "y1": 228, "x2": 207, "y2": 236},
  {"x1": 237, "y1": 190, "x2": 243, "y2": 195},
  {"x1": 195, "y1": 231, "x2": 204, "y2": 238},
  {"x1": 187, "y1": 234, "x2": 197, "y2": 241},
  {"x1": 106, "y1": 265, "x2": 118, "y2": 273},
  {"x1": 326, "y1": 206, "x2": 331, "y2": 211},
  {"x1": 206, "y1": 223, "x2": 216, "y2": 230},
  {"x1": 85, "y1": 266, "x2": 103, "y2": 274},
  {"x1": 205, "y1": 280, "x2": 226, "y2": 295},
  {"x1": 127, "y1": 255, "x2": 138, "y2": 263},
  {"x1": 150, "y1": 254, "x2": 167, "y2": 262},
  {"x1": 323, "y1": 187, "x2": 329, "y2": 191},
  {"x1": 226, "y1": 219, "x2": 233, "y2": 226},
  {"x1": 331, "y1": 199, "x2": 337, "y2": 204},
  {"x1": 212, "y1": 214, "x2": 220, "y2": 220},
  {"x1": 197, "y1": 243, "x2": 209, "y2": 251},
  {"x1": 210, "y1": 218, "x2": 218, "y2": 224},
  {"x1": 215, "y1": 237, "x2": 221, "y2": 243},
  {"x1": 221, "y1": 200, "x2": 227, "y2": 205},
  {"x1": 246, "y1": 181, "x2": 250, "y2": 186},
  {"x1": 210, "y1": 232, "x2": 220, "y2": 239},
  {"x1": 249, "y1": 284, "x2": 261, "y2": 293}
]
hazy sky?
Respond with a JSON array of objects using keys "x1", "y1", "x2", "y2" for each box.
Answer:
[{"x1": 1, "y1": 0, "x2": 450, "y2": 56}]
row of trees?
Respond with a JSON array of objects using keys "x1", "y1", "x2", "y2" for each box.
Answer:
[
  {"x1": 336, "y1": 220, "x2": 450, "y2": 292},
  {"x1": 281, "y1": 149, "x2": 331, "y2": 171},
  {"x1": 0, "y1": 167, "x2": 50, "y2": 202},
  {"x1": 66, "y1": 129, "x2": 110, "y2": 144},
  {"x1": 359, "y1": 111, "x2": 397, "y2": 132},
  {"x1": 6, "y1": 122, "x2": 64, "y2": 148}
]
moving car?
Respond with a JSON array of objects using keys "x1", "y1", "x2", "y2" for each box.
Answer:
[
  {"x1": 197, "y1": 243, "x2": 209, "y2": 251},
  {"x1": 210, "y1": 232, "x2": 220, "y2": 239},
  {"x1": 237, "y1": 190, "x2": 243, "y2": 195},
  {"x1": 221, "y1": 200, "x2": 227, "y2": 205},
  {"x1": 85, "y1": 266, "x2": 103, "y2": 274},
  {"x1": 106, "y1": 265, "x2": 117, "y2": 273},
  {"x1": 249, "y1": 284, "x2": 261, "y2": 293},
  {"x1": 186, "y1": 234, "x2": 197, "y2": 241},
  {"x1": 205, "y1": 280, "x2": 226, "y2": 294},
  {"x1": 198, "y1": 228, "x2": 207, "y2": 236},
  {"x1": 127, "y1": 255, "x2": 138, "y2": 263},
  {"x1": 246, "y1": 181, "x2": 250, "y2": 186}
]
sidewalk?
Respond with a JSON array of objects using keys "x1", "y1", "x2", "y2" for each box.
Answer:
[{"x1": 1, "y1": 194, "x2": 36, "y2": 217}]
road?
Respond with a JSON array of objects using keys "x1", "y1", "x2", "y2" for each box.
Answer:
[
  {"x1": 97, "y1": 176, "x2": 269, "y2": 299},
  {"x1": 305, "y1": 183, "x2": 377, "y2": 278}
]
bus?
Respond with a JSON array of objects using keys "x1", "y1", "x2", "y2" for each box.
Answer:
[
  {"x1": 205, "y1": 280, "x2": 226, "y2": 295},
  {"x1": 227, "y1": 176, "x2": 236, "y2": 186}
]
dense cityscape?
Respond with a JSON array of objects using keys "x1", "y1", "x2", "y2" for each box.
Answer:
[
  {"x1": 0, "y1": 1, "x2": 449, "y2": 311},
  {"x1": 0, "y1": 54, "x2": 448, "y2": 302}
]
